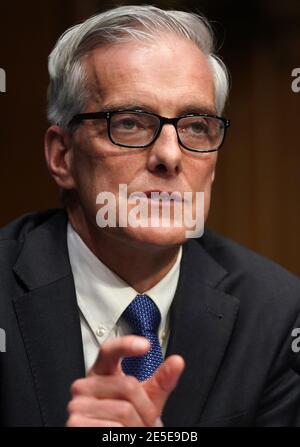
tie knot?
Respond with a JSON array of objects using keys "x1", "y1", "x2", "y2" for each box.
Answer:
[{"x1": 122, "y1": 294, "x2": 161, "y2": 334}]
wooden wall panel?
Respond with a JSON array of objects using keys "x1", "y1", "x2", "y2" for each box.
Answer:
[{"x1": 0, "y1": 1, "x2": 299, "y2": 275}]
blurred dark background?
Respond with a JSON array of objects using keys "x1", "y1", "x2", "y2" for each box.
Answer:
[{"x1": 0, "y1": 0, "x2": 300, "y2": 275}]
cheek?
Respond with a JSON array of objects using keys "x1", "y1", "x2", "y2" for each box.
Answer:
[
  {"x1": 185, "y1": 155, "x2": 217, "y2": 222},
  {"x1": 185, "y1": 154, "x2": 217, "y2": 192},
  {"x1": 72, "y1": 138, "x2": 145, "y2": 196}
]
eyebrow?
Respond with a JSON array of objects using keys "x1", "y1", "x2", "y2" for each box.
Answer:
[
  {"x1": 101, "y1": 102, "x2": 151, "y2": 113},
  {"x1": 101, "y1": 102, "x2": 216, "y2": 116},
  {"x1": 177, "y1": 104, "x2": 216, "y2": 115}
]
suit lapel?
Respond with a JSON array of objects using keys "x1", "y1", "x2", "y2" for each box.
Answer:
[
  {"x1": 12, "y1": 211, "x2": 85, "y2": 426},
  {"x1": 162, "y1": 237, "x2": 240, "y2": 427}
]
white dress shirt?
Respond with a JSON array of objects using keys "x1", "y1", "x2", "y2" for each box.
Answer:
[{"x1": 67, "y1": 223, "x2": 182, "y2": 372}]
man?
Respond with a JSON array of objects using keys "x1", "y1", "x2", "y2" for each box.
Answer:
[{"x1": 1, "y1": 5, "x2": 300, "y2": 427}]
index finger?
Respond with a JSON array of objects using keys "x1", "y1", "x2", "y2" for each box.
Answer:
[{"x1": 89, "y1": 335, "x2": 150, "y2": 376}]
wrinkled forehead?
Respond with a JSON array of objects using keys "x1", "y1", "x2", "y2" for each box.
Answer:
[{"x1": 82, "y1": 35, "x2": 215, "y2": 113}]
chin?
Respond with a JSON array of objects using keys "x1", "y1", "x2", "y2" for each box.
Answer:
[{"x1": 120, "y1": 225, "x2": 191, "y2": 248}]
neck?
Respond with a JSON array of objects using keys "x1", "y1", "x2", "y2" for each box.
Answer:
[{"x1": 67, "y1": 208, "x2": 181, "y2": 292}]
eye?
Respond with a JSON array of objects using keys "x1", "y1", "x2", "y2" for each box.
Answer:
[
  {"x1": 111, "y1": 114, "x2": 146, "y2": 132},
  {"x1": 179, "y1": 117, "x2": 209, "y2": 135},
  {"x1": 119, "y1": 118, "x2": 137, "y2": 130},
  {"x1": 188, "y1": 122, "x2": 207, "y2": 134}
]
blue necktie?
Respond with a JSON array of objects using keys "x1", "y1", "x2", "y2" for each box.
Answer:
[{"x1": 121, "y1": 294, "x2": 163, "y2": 381}]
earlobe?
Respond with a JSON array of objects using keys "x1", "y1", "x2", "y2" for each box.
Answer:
[{"x1": 44, "y1": 125, "x2": 76, "y2": 190}]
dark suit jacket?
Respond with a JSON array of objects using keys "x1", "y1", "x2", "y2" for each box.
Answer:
[{"x1": 1, "y1": 209, "x2": 300, "y2": 427}]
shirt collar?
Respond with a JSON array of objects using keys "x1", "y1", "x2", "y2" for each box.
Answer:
[{"x1": 67, "y1": 223, "x2": 182, "y2": 337}]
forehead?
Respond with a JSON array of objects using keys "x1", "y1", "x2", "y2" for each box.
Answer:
[{"x1": 84, "y1": 35, "x2": 215, "y2": 114}]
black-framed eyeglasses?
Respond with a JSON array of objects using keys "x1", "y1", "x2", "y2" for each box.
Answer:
[{"x1": 68, "y1": 109, "x2": 230, "y2": 153}]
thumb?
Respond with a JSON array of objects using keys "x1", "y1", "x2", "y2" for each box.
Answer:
[{"x1": 143, "y1": 355, "x2": 185, "y2": 414}]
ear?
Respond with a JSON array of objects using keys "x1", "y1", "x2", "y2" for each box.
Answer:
[{"x1": 44, "y1": 125, "x2": 76, "y2": 190}]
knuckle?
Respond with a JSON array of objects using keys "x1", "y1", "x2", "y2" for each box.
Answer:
[
  {"x1": 122, "y1": 376, "x2": 139, "y2": 394},
  {"x1": 66, "y1": 414, "x2": 81, "y2": 427},
  {"x1": 99, "y1": 342, "x2": 110, "y2": 357},
  {"x1": 70, "y1": 378, "x2": 86, "y2": 396},
  {"x1": 67, "y1": 398, "x2": 82, "y2": 415},
  {"x1": 118, "y1": 400, "x2": 134, "y2": 420}
]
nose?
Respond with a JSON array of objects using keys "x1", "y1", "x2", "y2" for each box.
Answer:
[{"x1": 146, "y1": 123, "x2": 183, "y2": 177}]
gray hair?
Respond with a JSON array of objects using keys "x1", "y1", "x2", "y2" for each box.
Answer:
[{"x1": 47, "y1": 5, "x2": 229, "y2": 130}]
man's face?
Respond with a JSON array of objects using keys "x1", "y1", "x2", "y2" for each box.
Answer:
[{"x1": 68, "y1": 34, "x2": 218, "y2": 248}]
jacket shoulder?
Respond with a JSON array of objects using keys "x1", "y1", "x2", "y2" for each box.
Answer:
[
  {"x1": 0, "y1": 209, "x2": 64, "y2": 244},
  {"x1": 0, "y1": 209, "x2": 66, "y2": 274},
  {"x1": 200, "y1": 229, "x2": 300, "y2": 308}
]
